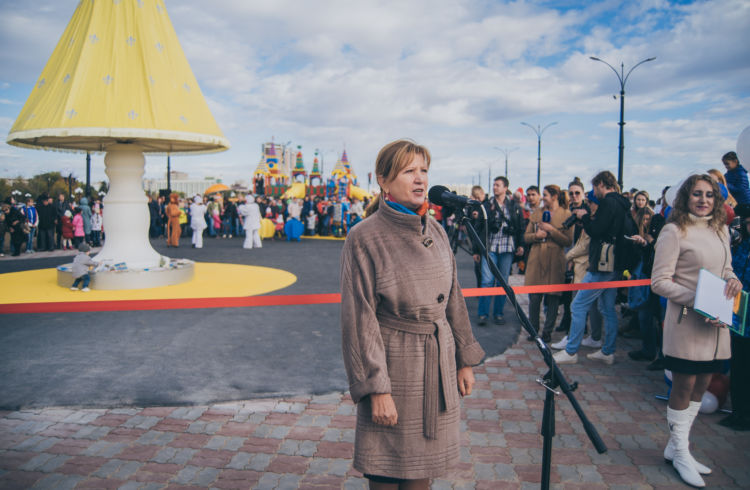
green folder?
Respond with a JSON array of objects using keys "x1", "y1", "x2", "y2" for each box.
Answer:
[{"x1": 731, "y1": 290, "x2": 748, "y2": 336}]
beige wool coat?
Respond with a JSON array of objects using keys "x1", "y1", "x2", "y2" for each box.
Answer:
[
  {"x1": 523, "y1": 207, "x2": 573, "y2": 294},
  {"x1": 651, "y1": 218, "x2": 737, "y2": 361},
  {"x1": 565, "y1": 230, "x2": 591, "y2": 284},
  {"x1": 340, "y1": 201, "x2": 485, "y2": 480}
]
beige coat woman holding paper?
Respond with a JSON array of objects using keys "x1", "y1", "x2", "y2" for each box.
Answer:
[{"x1": 651, "y1": 174, "x2": 741, "y2": 487}]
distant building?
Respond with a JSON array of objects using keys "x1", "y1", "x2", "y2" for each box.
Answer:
[{"x1": 143, "y1": 171, "x2": 218, "y2": 196}]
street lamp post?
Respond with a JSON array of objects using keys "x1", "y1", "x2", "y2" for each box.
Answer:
[
  {"x1": 167, "y1": 154, "x2": 171, "y2": 194},
  {"x1": 520, "y1": 122, "x2": 557, "y2": 188},
  {"x1": 589, "y1": 56, "x2": 656, "y2": 189},
  {"x1": 493, "y1": 146, "x2": 519, "y2": 179},
  {"x1": 85, "y1": 152, "x2": 91, "y2": 198}
]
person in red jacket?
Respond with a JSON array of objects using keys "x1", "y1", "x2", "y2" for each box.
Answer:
[{"x1": 61, "y1": 210, "x2": 74, "y2": 250}]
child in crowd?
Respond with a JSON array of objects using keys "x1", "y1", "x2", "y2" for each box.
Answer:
[
  {"x1": 72, "y1": 207, "x2": 85, "y2": 248},
  {"x1": 70, "y1": 243, "x2": 97, "y2": 292},
  {"x1": 274, "y1": 213, "x2": 284, "y2": 239},
  {"x1": 305, "y1": 210, "x2": 317, "y2": 236},
  {"x1": 61, "y1": 210, "x2": 74, "y2": 250},
  {"x1": 90, "y1": 206, "x2": 103, "y2": 247}
]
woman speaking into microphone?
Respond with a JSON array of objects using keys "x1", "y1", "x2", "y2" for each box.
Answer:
[{"x1": 340, "y1": 139, "x2": 485, "y2": 489}]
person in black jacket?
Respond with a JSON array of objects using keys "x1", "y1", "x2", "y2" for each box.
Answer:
[
  {"x1": 553, "y1": 171, "x2": 632, "y2": 365},
  {"x1": 473, "y1": 176, "x2": 525, "y2": 326},
  {"x1": 2, "y1": 197, "x2": 27, "y2": 256},
  {"x1": 36, "y1": 194, "x2": 57, "y2": 252},
  {"x1": 55, "y1": 193, "x2": 71, "y2": 249}
]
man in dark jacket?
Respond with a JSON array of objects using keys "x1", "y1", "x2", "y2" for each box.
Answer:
[
  {"x1": 723, "y1": 151, "x2": 750, "y2": 207},
  {"x1": 473, "y1": 176, "x2": 525, "y2": 326},
  {"x1": 148, "y1": 195, "x2": 160, "y2": 238},
  {"x1": 37, "y1": 194, "x2": 57, "y2": 252},
  {"x1": 3, "y1": 197, "x2": 27, "y2": 256},
  {"x1": 55, "y1": 193, "x2": 70, "y2": 249},
  {"x1": 554, "y1": 170, "x2": 631, "y2": 365}
]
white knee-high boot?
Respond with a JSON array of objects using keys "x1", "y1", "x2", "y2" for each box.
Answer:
[
  {"x1": 666, "y1": 407, "x2": 705, "y2": 487},
  {"x1": 664, "y1": 402, "x2": 712, "y2": 475}
]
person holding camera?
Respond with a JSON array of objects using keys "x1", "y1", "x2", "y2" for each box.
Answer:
[
  {"x1": 553, "y1": 171, "x2": 632, "y2": 365},
  {"x1": 473, "y1": 176, "x2": 525, "y2": 326},
  {"x1": 523, "y1": 185, "x2": 573, "y2": 342}
]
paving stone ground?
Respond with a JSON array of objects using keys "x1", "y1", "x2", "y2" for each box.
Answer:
[
  {"x1": 2, "y1": 312, "x2": 749, "y2": 488},
  {"x1": 2, "y1": 258, "x2": 749, "y2": 488}
]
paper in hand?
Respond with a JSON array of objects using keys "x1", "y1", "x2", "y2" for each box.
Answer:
[{"x1": 694, "y1": 269, "x2": 734, "y2": 325}]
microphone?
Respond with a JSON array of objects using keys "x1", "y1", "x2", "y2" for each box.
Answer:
[{"x1": 428, "y1": 185, "x2": 479, "y2": 209}]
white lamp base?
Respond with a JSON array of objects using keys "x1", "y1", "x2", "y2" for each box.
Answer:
[
  {"x1": 94, "y1": 143, "x2": 162, "y2": 269},
  {"x1": 58, "y1": 143, "x2": 193, "y2": 290}
]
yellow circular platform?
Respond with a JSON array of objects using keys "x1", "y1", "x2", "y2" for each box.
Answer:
[{"x1": 0, "y1": 263, "x2": 296, "y2": 304}]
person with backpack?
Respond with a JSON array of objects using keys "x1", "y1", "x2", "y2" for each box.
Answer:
[{"x1": 553, "y1": 170, "x2": 633, "y2": 365}]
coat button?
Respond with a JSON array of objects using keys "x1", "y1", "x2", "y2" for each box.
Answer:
[{"x1": 437, "y1": 294, "x2": 445, "y2": 303}]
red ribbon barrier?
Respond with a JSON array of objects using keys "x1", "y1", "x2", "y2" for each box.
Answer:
[{"x1": 0, "y1": 279, "x2": 651, "y2": 314}]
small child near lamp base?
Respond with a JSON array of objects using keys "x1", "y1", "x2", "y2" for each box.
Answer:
[{"x1": 70, "y1": 243, "x2": 97, "y2": 292}]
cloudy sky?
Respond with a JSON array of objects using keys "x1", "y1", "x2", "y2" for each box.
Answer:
[{"x1": 1, "y1": 0, "x2": 749, "y2": 198}]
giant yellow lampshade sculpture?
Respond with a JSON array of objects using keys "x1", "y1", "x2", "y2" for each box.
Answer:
[{"x1": 7, "y1": 0, "x2": 229, "y2": 289}]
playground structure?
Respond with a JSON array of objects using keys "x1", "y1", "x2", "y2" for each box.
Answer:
[{"x1": 253, "y1": 143, "x2": 372, "y2": 201}]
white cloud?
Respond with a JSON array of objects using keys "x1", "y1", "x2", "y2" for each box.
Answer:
[{"x1": 1, "y1": 0, "x2": 749, "y2": 200}]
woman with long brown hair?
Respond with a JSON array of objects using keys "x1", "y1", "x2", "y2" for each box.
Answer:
[
  {"x1": 341, "y1": 139, "x2": 485, "y2": 489},
  {"x1": 651, "y1": 174, "x2": 742, "y2": 487},
  {"x1": 523, "y1": 184, "x2": 573, "y2": 342}
]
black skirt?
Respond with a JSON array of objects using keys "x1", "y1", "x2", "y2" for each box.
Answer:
[
  {"x1": 364, "y1": 474, "x2": 406, "y2": 484},
  {"x1": 664, "y1": 355, "x2": 725, "y2": 374}
]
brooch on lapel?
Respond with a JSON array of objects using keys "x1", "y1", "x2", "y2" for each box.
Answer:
[{"x1": 422, "y1": 237, "x2": 434, "y2": 248}]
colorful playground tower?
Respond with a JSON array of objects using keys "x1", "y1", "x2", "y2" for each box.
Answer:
[
  {"x1": 309, "y1": 153, "x2": 322, "y2": 186},
  {"x1": 329, "y1": 149, "x2": 359, "y2": 200},
  {"x1": 292, "y1": 146, "x2": 307, "y2": 183},
  {"x1": 254, "y1": 140, "x2": 290, "y2": 197},
  {"x1": 255, "y1": 143, "x2": 371, "y2": 201}
]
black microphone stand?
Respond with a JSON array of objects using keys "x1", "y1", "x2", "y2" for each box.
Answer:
[{"x1": 455, "y1": 205, "x2": 607, "y2": 489}]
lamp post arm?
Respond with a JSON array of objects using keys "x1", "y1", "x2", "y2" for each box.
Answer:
[
  {"x1": 590, "y1": 56, "x2": 625, "y2": 89},
  {"x1": 521, "y1": 121, "x2": 540, "y2": 137},
  {"x1": 541, "y1": 121, "x2": 558, "y2": 136},
  {"x1": 623, "y1": 57, "x2": 656, "y2": 86}
]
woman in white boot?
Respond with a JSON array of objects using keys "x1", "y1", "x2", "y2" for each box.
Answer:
[{"x1": 651, "y1": 174, "x2": 742, "y2": 487}]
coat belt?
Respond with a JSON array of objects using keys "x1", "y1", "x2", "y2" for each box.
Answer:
[{"x1": 377, "y1": 311, "x2": 452, "y2": 439}]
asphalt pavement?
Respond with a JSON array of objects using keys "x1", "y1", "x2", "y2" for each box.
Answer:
[{"x1": 0, "y1": 235, "x2": 519, "y2": 410}]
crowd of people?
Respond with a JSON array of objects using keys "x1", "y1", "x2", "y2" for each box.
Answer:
[
  {"x1": 0, "y1": 187, "x2": 377, "y2": 256},
  {"x1": 1, "y1": 193, "x2": 102, "y2": 257},
  {"x1": 146, "y1": 193, "x2": 371, "y2": 249},
  {"x1": 460, "y1": 151, "x2": 749, "y2": 487}
]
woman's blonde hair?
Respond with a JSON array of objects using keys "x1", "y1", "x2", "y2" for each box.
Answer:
[
  {"x1": 668, "y1": 174, "x2": 726, "y2": 234},
  {"x1": 365, "y1": 139, "x2": 431, "y2": 216}
]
